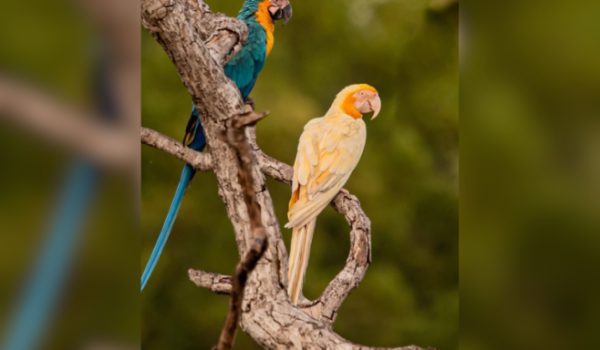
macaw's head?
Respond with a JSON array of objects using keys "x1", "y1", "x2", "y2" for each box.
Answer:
[
  {"x1": 267, "y1": 0, "x2": 292, "y2": 25},
  {"x1": 336, "y1": 84, "x2": 382, "y2": 120}
]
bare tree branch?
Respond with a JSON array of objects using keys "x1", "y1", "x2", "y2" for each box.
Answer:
[
  {"x1": 188, "y1": 269, "x2": 232, "y2": 295},
  {"x1": 141, "y1": 127, "x2": 213, "y2": 171},
  {"x1": 140, "y1": 0, "x2": 433, "y2": 349}
]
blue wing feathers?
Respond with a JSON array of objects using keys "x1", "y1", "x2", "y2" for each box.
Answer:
[{"x1": 225, "y1": 22, "x2": 267, "y2": 99}]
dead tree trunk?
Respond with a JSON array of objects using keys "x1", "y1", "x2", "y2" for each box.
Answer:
[{"x1": 140, "y1": 1, "x2": 434, "y2": 349}]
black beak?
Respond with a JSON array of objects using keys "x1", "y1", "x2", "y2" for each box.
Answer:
[
  {"x1": 271, "y1": 4, "x2": 293, "y2": 26},
  {"x1": 281, "y1": 4, "x2": 292, "y2": 26}
]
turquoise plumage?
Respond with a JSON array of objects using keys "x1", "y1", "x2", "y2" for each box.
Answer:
[
  {"x1": 225, "y1": 15, "x2": 268, "y2": 98},
  {"x1": 141, "y1": 0, "x2": 292, "y2": 290}
]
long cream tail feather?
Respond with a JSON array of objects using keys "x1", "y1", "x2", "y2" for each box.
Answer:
[{"x1": 287, "y1": 219, "x2": 316, "y2": 305}]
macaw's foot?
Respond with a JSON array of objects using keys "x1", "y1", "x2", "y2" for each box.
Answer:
[{"x1": 244, "y1": 97, "x2": 255, "y2": 111}]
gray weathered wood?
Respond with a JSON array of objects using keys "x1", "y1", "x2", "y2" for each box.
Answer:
[
  {"x1": 188, "y1": 269, "x2": 232, "y2": 294},
  {"x1": 141, "y1": 127, "x2": 213, "y2": 171}
]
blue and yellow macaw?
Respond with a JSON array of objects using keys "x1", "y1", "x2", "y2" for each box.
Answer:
[{"x1": 141, "y1": 0, "x2": 292, "y2": 290}]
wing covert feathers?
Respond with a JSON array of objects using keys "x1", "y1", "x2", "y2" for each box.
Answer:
[{"x1": 286, "y1": 114, "x2": 366, "y2": 229}]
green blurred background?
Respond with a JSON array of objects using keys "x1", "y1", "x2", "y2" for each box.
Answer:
[
  {"x1": 461, "y1": 2, "x2": 600, "y2": 350},
  {"x1": 141, "y1": 0, "x2": 459, "y2": 349}
]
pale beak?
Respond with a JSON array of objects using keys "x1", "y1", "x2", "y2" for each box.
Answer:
[{"x1": 369, "y1": 94, "x2": 381, "y2": 120}]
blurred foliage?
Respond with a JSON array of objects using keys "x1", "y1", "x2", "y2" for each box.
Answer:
[
  {"x1": 461, "y1": 1, "x2": 600, "y2": 350},
  {"x1": 142, "y1": 0, "x2": 458, "y2": 349}
]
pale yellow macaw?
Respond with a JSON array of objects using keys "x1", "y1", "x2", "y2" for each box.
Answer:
[{"x1": 286, "y1": 84, "x2": 382, "y2": 305}]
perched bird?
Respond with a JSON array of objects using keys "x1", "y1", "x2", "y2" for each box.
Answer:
[
  {"x1": 141, "y1": 0, "x2": 293, "y2": 291},
  {"x1": 286, "y1": 84, "x2": 381, "y2": 304}
]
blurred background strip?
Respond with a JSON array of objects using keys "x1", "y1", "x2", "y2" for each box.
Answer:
[
  {"x1": 461, "y1": 1, "x2": 600, "y2": 350},
  {"x1": 0, "y1": 0, "x2": 140, "y2": 349}
]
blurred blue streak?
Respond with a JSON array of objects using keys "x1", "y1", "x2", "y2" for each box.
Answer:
[{"x1": 1, "y1": 161, "x2": 98, "y2": 350}]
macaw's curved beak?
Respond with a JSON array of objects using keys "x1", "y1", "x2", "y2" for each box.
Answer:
[
  {"x1": 369, "y1": 94, "x2": 381, "y2": 120},
  {"x1": 269, "y1": 1, "x2": 292, "y2": 26},
  {"x1": 358, "y1": 94, "x2": 382, "y2": 120},
  {"x1": 281, "y1": 4, "x2": 293, "y2": 25}
]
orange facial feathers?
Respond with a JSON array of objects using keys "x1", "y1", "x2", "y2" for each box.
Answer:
[{"x1": 338, "y1": 84, "x2": 378, "y2": 119}]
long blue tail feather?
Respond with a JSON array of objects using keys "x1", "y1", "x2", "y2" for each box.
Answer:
[{"x1": 141, "y1": 163, "x2": 196, "y2": 290}]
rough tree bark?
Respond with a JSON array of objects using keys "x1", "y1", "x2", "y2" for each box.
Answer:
[
  {"x1": 140, "y1": 0, "x2": 434, "y2": 349},
  {"x1": 216, "y1": 109, "x2": 271, "y2": 349}
]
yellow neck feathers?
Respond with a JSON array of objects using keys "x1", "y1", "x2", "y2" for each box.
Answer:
[{"x1": 256, "y1": 1, "x2": 275, "y2": 57}]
